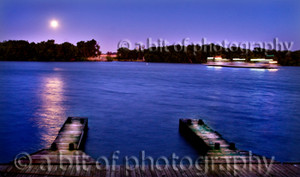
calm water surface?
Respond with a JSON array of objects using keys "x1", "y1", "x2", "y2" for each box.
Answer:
[{"x1": 0, "y1": 61, "x2": 299, "y2": 163}]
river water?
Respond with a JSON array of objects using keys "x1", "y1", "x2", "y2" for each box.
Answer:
[{"x1": 0, "y1": 61, "x2": 299, "y2": 163}]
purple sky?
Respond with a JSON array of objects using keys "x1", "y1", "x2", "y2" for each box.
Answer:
[{"x1": 1, "y1": 0, "x2": 299, "y2": 53}]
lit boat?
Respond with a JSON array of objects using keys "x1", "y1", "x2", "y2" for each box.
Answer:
[{"x1": 205, "y1": 57, "x2": 278, "y2": 69}]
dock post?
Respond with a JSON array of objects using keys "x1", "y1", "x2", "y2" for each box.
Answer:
[
  {"x1": 66, "y1": 117, "x2": 72, "y2": 123},
  {"x1": 51, "y1": 143, "x2": 57, "y2": 151},
  {"x1": 214, "y1": 143, "x2": 220, "y2": 150},
  {"x1": 69, "y1": 143, "x2": 75, "y2": 150},
  {"x1": 198, "y1": 119, "x2": 204, "y2": 125},
  {"x1": 229, "y1": 143, "x2": 236, "y2": 150}
]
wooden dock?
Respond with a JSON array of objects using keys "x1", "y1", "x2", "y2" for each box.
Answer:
[
  {"x1": 179, "y1": 119, "x2": 276, "y2": 163},
  {"x1": 13, "y1": 117, "x2": 95, "y2": 165},
  {"x1": 0, "y1": 117, "x2": 299, "y2": 176},
  {"x1": 53, "y1": 117, "x2": 88, "y2": 151}
]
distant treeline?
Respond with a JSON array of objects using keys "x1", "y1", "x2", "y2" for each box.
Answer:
[
  {"x1": 117, "y1": 44, "x2": 300, "y2": 66},
  {"x1": 0, "y1": 39, "x2": 100, "y2": 61}
]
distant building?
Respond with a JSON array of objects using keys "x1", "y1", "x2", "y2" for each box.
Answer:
[
  {"x1": 87, "y1": 52, "x2": 117, "y2": 61},
  {"x1": 99, "y1": 53, "x2": 117, "y2": 61}
]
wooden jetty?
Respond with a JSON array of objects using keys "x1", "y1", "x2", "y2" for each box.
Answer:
[
  {"x1": 0, "y1": 117, "x2": 299, "y2": 176},
  {"x1": 179, "y1": 119, "x2": 275, "y2": 163},
  {"x1": 13, "y1": 117, "x2": 95, "y2": 165},
  {"x1": 53, "y1": 117, "x2": 88, "y2": 151}
]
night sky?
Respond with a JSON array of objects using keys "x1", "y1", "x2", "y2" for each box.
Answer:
[{"x1": 1, "y1": 0, "x2": 299, "y2": 52}]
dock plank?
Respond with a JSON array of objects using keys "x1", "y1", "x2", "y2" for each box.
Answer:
[{"x1": 0, "y1": 164, "x2": 300, "y2": 176}]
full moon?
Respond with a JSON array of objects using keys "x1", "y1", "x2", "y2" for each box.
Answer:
[{"x1": 50, "y1": 20, "x2": 59, "y2": 29}]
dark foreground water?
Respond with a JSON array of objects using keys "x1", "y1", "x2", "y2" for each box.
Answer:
[{"x1": 0, "y1": 61, "x2": 299, "y2": 163}]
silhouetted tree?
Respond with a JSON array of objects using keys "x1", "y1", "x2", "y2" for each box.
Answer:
[
  {"x1": 116, "y1": 43, "x2": 300, "y2": 66},
  {"x1": 0, "y1": 39, "x2": 101, "y2": 61}
]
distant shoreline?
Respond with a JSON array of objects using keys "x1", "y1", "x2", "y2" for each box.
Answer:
[{"x1": 2, "y1": 60, "x2": 300, "y2": 67}]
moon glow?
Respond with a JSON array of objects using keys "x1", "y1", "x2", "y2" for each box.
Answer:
[{"x1": 50, "y1": 20, "x2": 59, "y2": 29}]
